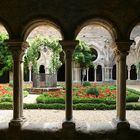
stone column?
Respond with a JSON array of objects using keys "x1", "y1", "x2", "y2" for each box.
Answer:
[
  {"x1": 94, "y1": 66, "x2": 97, "y2": 82},
  {"x1": 113, "y1": 41, "x2": 132, "y2": 128},
  {"x1": 86, "y1": 68, "x2": 89, "y2": 81},
  {"x1": 102, "y1": 66, "x2": 104, "y2": 81},
  {"x1": 110, "y1": 67, "x2": 113, "y2": 81},
  {"x1": 19, "y1": 57, "x2": 24, "y2": 120},
  {"x1": 77, "y1": 68, "x2": 81, "y2": 83},
  {"x1": 28, "y1": 61, "x2": 32, "y2": 82},
  {"x1": 127, "y1": 65, "x2": 131, "y2": 80},
  {"x1": 136, "y1": 68, "x2": 139, "y2": 80},
  {"x1": 6, "y1": 41, "x2": 28, "y2": 126},
  {"x1": 59, "y1": 40, "x2": 79, "y2": 122}
]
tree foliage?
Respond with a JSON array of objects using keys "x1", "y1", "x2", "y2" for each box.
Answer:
[
  {"x1": 0, "y1": 33, "x2": 13, "y2": 76},
  {"x1": 73, "y1": 40, "x2": 95, "y2": 69}
]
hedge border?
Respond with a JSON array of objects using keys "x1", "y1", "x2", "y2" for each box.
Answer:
[{"x1": 0, "y1": 102, "x2": 140, "y2": 110}]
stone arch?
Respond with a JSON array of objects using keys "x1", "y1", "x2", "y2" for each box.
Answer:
[
  {"x1": 0, "y1": 18, "x2": 13, "y2": 38},
  {"x1": 127, "y1": 17, "x2": 140, "y2": 40},
  {"x1": 21, "y1": 19, "x2": 64, "y2": 41},
  {"x1": 75, "y1": 18, "x2": 119, "y2": 41},
  {"x1": 39, "y1": 65, "x2": 45, "y2": 74}
]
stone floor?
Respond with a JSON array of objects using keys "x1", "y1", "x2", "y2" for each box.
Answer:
[{"x1": 0, "y1": 110, "x2": 140, "y2": 125}]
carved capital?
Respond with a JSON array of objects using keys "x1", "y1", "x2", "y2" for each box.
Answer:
[
  {"x1": 5, "y1": 40, "x2": 29, "y2": 61},
  {"x1": 114, "y1": 41, "x2": 133, "y2": 53},
  {"x1": 114, "y1": 41, "x2": 133, "y2": 62},
  {"x1": 59, "y1": 40, "x2": 79, "y2": 53}
]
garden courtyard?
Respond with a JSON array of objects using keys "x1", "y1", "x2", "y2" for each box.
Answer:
[{"x1": 0, "y1": 82, "x2": 140, "y2": 124}]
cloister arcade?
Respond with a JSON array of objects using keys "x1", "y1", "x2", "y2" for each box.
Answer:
[{"x1": 0, "y1": 1, "x2": 140, "y2": 139}]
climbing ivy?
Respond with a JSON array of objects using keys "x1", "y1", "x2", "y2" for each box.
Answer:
[{"x1": 24, "y1": 36, "x2": 62, "y2": 74}]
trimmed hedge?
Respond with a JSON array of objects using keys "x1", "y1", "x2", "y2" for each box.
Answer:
[
  {"x1": 36, "y1": 93, "x2": 138, "y2": 105},
  {"x1": 127, "y1": 88, "x2": 140, "y2": 96},
  {"x1": 36, "y1": 96, "x2": 116, "y2": 105},
  {"x1": 126, "y1": 94, "x2": 139, "y2": 102},
  {"x1": 0, "y1": 96, "x2": 13, "y2": 102},
  {"x1": 0, "y1": 102, "x2": 140, "y2": 110}
]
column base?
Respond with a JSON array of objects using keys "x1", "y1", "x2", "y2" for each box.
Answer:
[
  {"x1": 62, "y1": 120, "x2": 75, "y2": 140},
  {"x1": 9, "y1": 118, "x2": 26, "y2": 128},
  {"x1": 62, "y1": 119, "x2": 75, "y2": 130},
  {"x1": 112, "y1": 118, "x2": 130, "y2": 129}
]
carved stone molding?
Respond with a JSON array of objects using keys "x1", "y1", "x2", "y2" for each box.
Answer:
[{"x1": 5, "y1": 41, "x2": 29, "y2": 61}]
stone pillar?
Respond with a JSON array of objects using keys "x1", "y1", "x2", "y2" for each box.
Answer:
[
  {"x1": 19, "y1": 57, "x2": 25, "y2": 120},
  {"x1": 136, "y1": 68, "x2": 139, "y2": 80},
  {"x1": 28, "y1": 61, "x2": 32, "y2": 82},
  {"x1": 94, "y1": 66, "x2": 97, "y2": 82},
  {"x1": 59, "y1": 40, "x2": 79, "y2": 122},
  {"x1": 127, "y1": 65, "x2": 131, "y2": 80},
  {"x1": 102, "y1": 66, "x2": 104, "y2": 81},
  {"x1": 113, "y1": 41, "x2": 132, "y2": 128},
  {"x1": 6, "y1": 41, "x2": 28, "y2": 126},
  {"x1": 87, "y1": 68, "x2": 89, "y2": 81},
  {"x1": 110, "y1": 67, "x2": 113, "y2": 81}
]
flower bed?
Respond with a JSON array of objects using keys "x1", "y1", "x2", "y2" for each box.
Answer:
[
  {"x1": 36, "y1": 83, "x2": 139, "y2": 110},
  {"x1": 0, "y1": 84, "x2": 29, "y2": 103}
]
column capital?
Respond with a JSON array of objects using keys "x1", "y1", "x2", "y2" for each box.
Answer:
[
  {"x1": 114, "y1": 41, "x2": 133, "y2": 55},
  {"x1": 5, "y1": 40, "x2": 29, "y2": 61},
  {"x1": 59, "y1": 40, "x2": 79, "y2": 52}
]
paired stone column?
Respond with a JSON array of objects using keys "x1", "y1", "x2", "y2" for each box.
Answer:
[
  {"x1": 136, "y1": 68, "x2": 139, "y2": 80},
  {"x1": 127, "y1": 65, "x2": 131, "y2": 80},
  {"x1": 113, "y1": 41, "x2": 132, "y2": 128},
  {"x1": 110, "y1": 67, "x2": 113, "y2": 81},
  {"x1": 28, "y1": 61, "x2": 32, "y2": 82},
  {"x1": 102, "y1": 66, "x2": 105, "y2": 81},
  {"x1": 86, "y1": 68, "x2": 89, "y2": 81},
  {"x1": 6, "y1": 41, "x2": 28, "y2": 126},
  {"x1": 59, "y1": 40, "x2": 79, "y2": 122}
]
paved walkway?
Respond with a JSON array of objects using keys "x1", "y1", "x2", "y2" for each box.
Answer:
[
  {"x1": 23, "y1": 94, "x2": 39, "y2": 104},
  {"x1": 0, "y1": 110, "x2": 140, "y2": 124},
  {"x1": 127, "y1": 85, "x2": 140, "y2": 91}
]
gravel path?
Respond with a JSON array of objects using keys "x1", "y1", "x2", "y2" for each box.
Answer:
[
  {"x1": 23, "y1": 94, "x2": 39, "y2": 104},
  {"x1": 127, "y1": 85, "x2": 140, "y2": 92},
  {"x1": 0, "y1": 110, "x2": 140, "y2": 124}
]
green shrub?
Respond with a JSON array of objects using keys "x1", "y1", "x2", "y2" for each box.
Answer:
[
  {"x1": 73, "y1": 87, "x2": 78, "y2": 91},
  {"x1": 0, "y1": 95, "x2": 12, "y2": 102},
  {"x1": 108, "y1": 85, "x2": 116, "y2": 90},
  {"x1": 127, "y1": 88, "x2": 140, "y2": 95},
  {"x1": 23, "y1": 90, "x2": 29, "y2": 97},
  {"x1": 126, "y1": 93, "x2": 139, "y2": 102},
  {"x1": 86, "y1": 87, "x2": 99, "y2": 97},
  {"x1": 0, "y1": 102, "x2": 12, "y2": 109},
  {"x1": 36, "y1": 95, "x2": 65, "y2": 104},
  {"x1": 82, "y1": 81, "x2": 91, "y2": 86},
  {"x1": 73, "y1": 98, "x2": 116, "y2": 105},
  {"x1": 24, "y1": 103, "x2": 65, "y2": 109}
]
